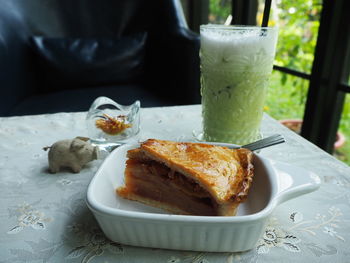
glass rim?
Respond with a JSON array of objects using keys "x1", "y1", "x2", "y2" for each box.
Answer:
[{"x1": 200, "y1": 24, "x2": 278, "y2": 31}]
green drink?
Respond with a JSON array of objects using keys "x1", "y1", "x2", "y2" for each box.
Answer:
[{"x1": 200, "y1": 25, "x2": 278, "y2": 145}]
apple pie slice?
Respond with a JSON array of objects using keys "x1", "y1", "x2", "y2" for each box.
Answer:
[{"x1": 117, "y1": 139, "x2": 254, "y2": 216}]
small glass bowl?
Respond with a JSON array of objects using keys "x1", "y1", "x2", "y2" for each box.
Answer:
[{"x1": 86, "y1": 96, "x2": 140, "y2": 151}]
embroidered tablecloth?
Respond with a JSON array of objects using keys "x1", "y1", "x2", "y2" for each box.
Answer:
[{"x1": 0, "y1": 105, "x2": 349, "y2": 262}]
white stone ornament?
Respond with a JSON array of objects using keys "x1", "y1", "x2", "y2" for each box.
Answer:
[{"x1": 44, "y1": 137, "x2": 98, "y2": 173}]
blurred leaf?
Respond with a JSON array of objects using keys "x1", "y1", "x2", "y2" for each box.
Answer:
[{"x1": 281, "y1": 74, "x2": 287, "y2": 85}]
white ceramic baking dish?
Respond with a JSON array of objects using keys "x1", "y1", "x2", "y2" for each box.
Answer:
[{"x1": 86, "y1": 143, "x2": 320, "y2": 252}]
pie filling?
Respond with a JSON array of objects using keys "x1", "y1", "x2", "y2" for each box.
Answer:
[{"x1": 118, "y1": 159, "x2": 220, "y2": 216}]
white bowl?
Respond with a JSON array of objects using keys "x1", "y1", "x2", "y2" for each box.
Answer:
[{"x1": 86, "y1": 143, "x2": 320, "y2": 252}]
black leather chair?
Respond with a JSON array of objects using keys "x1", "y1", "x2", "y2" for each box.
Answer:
[{"x1": 0, "y1": 0, "x2": 200, "y2": 116}]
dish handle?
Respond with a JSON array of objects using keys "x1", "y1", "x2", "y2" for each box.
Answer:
[{"x1": 272, "y1": 160, "x2": 321, "y2": 206}]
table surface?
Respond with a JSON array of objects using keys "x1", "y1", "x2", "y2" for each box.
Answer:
[{"x1": 1, "y1": 105, "x2": 349, "y2": 263}]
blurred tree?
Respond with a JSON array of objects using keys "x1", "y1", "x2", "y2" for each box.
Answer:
[
  {"x1": 261, "y1": 0, "x2": 322, "y2": 116},
  {"x1": 272, "y1": 0, "x2": 322, "y2": 74},
  {"x1": 209, "y1": 0, "x2": 231, "y2": 24},
  {"x1": 208, "y1": 0, "x2": 350, "y2": 164}
]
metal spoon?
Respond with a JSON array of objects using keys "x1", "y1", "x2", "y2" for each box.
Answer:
[
  {"x1": 239, "y1": 134, "x2": 285, "y2": 151},
  {"x1": 207, "y1": 134, "x2": 286, "y2": 151}
]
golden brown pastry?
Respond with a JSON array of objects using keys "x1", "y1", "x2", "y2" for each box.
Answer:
[{"x1": 117, "y1": 139, "x2": 254, "y2": 216}]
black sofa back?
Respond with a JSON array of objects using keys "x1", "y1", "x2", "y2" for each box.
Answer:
[{"x1": 0, "y1": 0, "x2": 200, "y2": 116}]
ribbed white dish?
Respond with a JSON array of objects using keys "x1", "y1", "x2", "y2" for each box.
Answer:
[{"x1": 86, "y1": 143, "x2": 321, "y2": 252}]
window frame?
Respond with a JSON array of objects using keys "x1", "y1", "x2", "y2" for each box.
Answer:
[{"x1": 300, "y1": 0, "x2": 350, "y2": 153}]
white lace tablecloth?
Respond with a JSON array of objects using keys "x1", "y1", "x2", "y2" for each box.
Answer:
[{"x1": 1, "y1": 105, "x2": 349, "y2": 263}]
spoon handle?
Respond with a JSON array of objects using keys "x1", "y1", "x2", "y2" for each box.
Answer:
[{"x1": 241, "y1": 134, "x2": 285, "y2": 151}]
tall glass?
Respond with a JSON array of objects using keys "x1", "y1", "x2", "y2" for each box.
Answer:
[{"x1": 200, "y1": 25, "x2": 278, "y2": 145}]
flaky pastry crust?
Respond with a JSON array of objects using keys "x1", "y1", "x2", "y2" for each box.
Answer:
[
  {"x1": 117, "y1": 139, "x2": 254, "y2": 216},
  {"x1": 139, "y1": 139, "x2": 254, "y2": 203}
]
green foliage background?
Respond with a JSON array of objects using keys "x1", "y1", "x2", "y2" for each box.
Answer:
[{"x1": 209, "y1": 0, "x2": 350, "y2": 164}]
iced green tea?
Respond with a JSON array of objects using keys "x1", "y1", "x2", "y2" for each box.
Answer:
[{"x1": 200, "y1": 25, "x2": 278, "y2": 145}]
